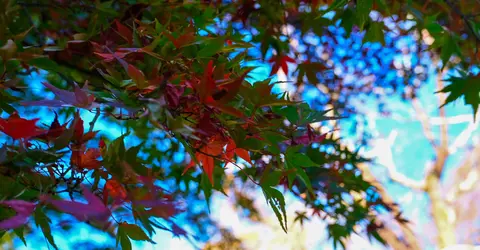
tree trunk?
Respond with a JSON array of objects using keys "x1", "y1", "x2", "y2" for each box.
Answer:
[{"x1": 425, "y1": 174, "x2": 457, "y2": 248}]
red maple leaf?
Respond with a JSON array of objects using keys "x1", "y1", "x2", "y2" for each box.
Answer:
[
  {"x1": 115, "y1": 19, "x2": 133, "y2": 45},
  {"x1": 196, "y1": 60, "x2": 216, "y2": 103},
  {"x1": 94, "y1": 51, "x2": 128, "y2": 62},
  {"x1": 183, "y1": 136, "x2": 226, "y2": 184},
  {"x1": 196, "y1": 63, "x2": 250, "y2": 118},
  {"x1": 71, "y1": 148, "x2": 102, "y2": 170},
  {"x1": 0, "y1": 113, "x2": 45, "y2": 140},
  {"x1": 225, "y1": 138, "x2": 252, "y2": 164},
  {"x1": 74, "y1": 114, "x2": 84, "y2": 142},
  {"x1": 163, "y1": 21, "x2": 195, "y2": 49},
  {"x1": 37, "y1": 112, "x2": 67, "y2": 141},
  {"x1": 103, "y1": 179, "x2": 127, "y2": 205},
  {"x1": 215, "y1": 68, "x2": 253, "y2": 103},
  {"x1": 71, "y1": 112, "x2": 98, "y2": 144},
  {"x1": 165, "y1": 83, "x2": 185, "y2": 108},
  {"x1": 268, "y1": 55, "x2": 296, "y2": 76}
]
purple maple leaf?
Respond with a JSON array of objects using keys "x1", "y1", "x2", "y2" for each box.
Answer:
[
  {"x1": 0, "y1": 200, "x2": 36, "y2": 230},
  {"x1": 42, "y1": 185, "x2": 111, "y2": 222},
  {"x1": 22, "y1": 81, "x2": 98, "y2": 109}
]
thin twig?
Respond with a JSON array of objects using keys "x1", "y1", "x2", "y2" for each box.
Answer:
[
  {"x1": 89, "y1": 108, "x2": 101, "y2": 133},
  {"x1": 411, "y1": 98, "x2": 437, "y2": 148}
]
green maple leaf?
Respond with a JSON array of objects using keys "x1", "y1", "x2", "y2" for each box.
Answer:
[{"x1": 437, "y1": 74, "x2": 480, "y2": 120}]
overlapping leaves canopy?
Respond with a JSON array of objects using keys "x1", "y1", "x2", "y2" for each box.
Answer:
[{"x1": 0, "y1": 0, "x2": 479, "y2": 249}]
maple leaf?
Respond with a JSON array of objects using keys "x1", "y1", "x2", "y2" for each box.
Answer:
[
  {"x1": 72, "y1": 113, "x2": 98, "y2": 144},
  {"x1": 296, "y1": 61, "x2": 329, "y2": 84},
  {"x1": 165, "y1": 83, "x2": 184, "y2": 108},
  {"x1": 37, "y1": 112, "x2": 68, "y2": 141},
  {"x1": 196, "y1": 113, "x2": 224, "y2": 137},
  {"x1": 438, "y1": 74, "x2": 480, "y2": 119},
  {"x1": 196, "y1": 60, "x2": 216, "y2": 103},
  {"x1": 127, "y1": 64, "x2": 147, "y2": 89},
  {"x1": 21, "y1": 81, "x2": 97, "y2": 109},
  {"x1": 311, "y1": 206, "x2": 323, "y2": 217},
  {"x1": 196, "y1": 153, "x2": 215, "y2": 184},
  {"x1": 130, "y1": 177, "x2": 185, "y2": 218},
  {"x1": 74, "y1": 114, "x2": 84, "y2": 142},
  {"x1": 71, "y1": 148, "x2": 102, "y2": 170},
  {"x1": 146, "y1": 202, "x2": 183, "y2": 219},
  {"x1": 163, "y1": 21, "x2": 195, "y2": 49},
  {"x1": 183, "y1": 137, "x2": 226, "y2": 184},
  {"x1": 195, "y1": 63, "x2": 250, "y2": 118},
  {"x1": 103, "y1": 179, "x2": 127, "y2": 205},
  {"x1": 205, "y1": 99, "x2": 246, "y2": 118},
  {"x1": 0, "y1": 113, "x2": 45, "y2": 140},
  {"x1": 115, "y1": 19, "x2": 133, "y2": 45},
  {"x1": 94, "y1": 51, "x2": 128, "y2": 62},
  {"x1": 41, "y1": 185, "x2": 111, "y2": 222},
  {"x1": 215, "y1": 68, "x2": 253, "y2": 103},
  {"x1": 0, "y1": 200, "x2": 36, "y2": 230},
  {"x1": 268, "y1": 55, "x2": 296, "y2": 76},
  {"x1": 225, "y1": 138, "x2": 252, "y2": 164}
]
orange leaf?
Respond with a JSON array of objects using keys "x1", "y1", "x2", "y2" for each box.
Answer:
[
  {"x1": 103, "y1": 179, "x2": 127, "y2": 205},
  {"x1": 183, "y1": 136, "x2": 227, "y2": 184},
  {"x1": 235, "y1": 148, "x2": 252, "y2": 164},
  {"x1": 225, "y1": 139, "x2": 236, "y2": 160},
  {"x1": 197, "y1": 153, "x2": 215, "y2": 184},
  {"x1": 71, "y1": 148, "x2": 102, "y2": 170},
  {"x1": 182, "y1": 160, "x2": 197, "y2": 175},
  {"x1": 199, "y1": 137, "x2": 226, "y2": 184},
  {"x1": 226, "y1": 138, "x2": 252, "y2": 164}
]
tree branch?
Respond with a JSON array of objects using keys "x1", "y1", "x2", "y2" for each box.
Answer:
[
  {"x1": 356, "y1": 163, "x2": 422, "y2": 250},
  {"x1": 446, "y1": 143, "x2": 480, "y2": 203},
  {"x1": 412, "y1": 98, "x2": 437, "y2": 148},
  {"x1": 434, "y1": 70, "x2": 449, "y2": 177},
  {"x1": 448, "y1": 113, "x2": 479, "y2": 153},
  {"x1": 431, "y1": 114, "x2": 477, "y2": 125},
  {"x1": 366, "y1": 130, "x2": 426, "y2": 191},
  {"x1": 88, "y1": 108, "x2": 101, "y2": 133}
]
